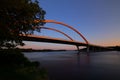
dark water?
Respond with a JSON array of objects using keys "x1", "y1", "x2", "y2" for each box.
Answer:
[{"x1": 24, "y1": 51, "x2": 120, "y2": 80}]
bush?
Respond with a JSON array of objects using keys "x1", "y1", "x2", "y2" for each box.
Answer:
[{"x1": 0, "y1": 49, "x2": 48, "y2": 80}]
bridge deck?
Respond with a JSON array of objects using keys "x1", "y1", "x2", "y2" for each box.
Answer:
[{"x1": 20, "y1": 35, "x2": 107, "y2": 49}]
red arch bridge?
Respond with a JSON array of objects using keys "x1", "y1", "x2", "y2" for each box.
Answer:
[{"x1": 20, "y1": 20, "x2": 111, "y2": 52}]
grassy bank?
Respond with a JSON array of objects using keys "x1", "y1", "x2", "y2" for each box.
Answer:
[{"x1": 0, "y1": 49, "x2": 48, "y2": 80}]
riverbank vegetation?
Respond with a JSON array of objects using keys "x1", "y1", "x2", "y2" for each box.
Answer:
[
  {"x1": 0, "y1": 49, "x2": 48, "y2": 80},
  {"x1": 0, "y1": 0, "x2": 48, "y2": 80}
]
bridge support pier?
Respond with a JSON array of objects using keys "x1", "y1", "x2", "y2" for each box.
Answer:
[
  {"x1": 76, "y1": 46, "x2": 80, "y2": 51},
  {"x1": 76, "y1": 46, "x2": 80, "y2": 55},
  {"x1": 87, "y1": 45, "x2": 89, "y2": 53}
]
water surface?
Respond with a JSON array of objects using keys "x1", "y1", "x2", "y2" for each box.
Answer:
[{"x1": 24, "y1": 51, "x2": 120, "y2": 80}]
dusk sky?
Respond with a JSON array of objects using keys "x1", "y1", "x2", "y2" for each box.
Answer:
[{"x1": 22, "y1": 0, "x2": 120, "y2": 50}]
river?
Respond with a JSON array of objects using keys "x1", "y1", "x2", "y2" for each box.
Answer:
[{"x1": 24, "y1": 51, "x2": 120, "y2": 80}]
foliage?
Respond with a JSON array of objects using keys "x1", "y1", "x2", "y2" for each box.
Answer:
[
  {"x1": 0, "y1": 49, "x2": 48, "y2": 80},
  {"x1": 114, "y1": 46, "x2": 120, "y2": 51},
  {"x1": 0, "y1": 0, "x2": 46, "y2": 49}
]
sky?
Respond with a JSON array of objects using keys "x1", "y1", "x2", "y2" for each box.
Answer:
[{"x1": 21, "y1": 0, "x2": 120, "y2": 50}]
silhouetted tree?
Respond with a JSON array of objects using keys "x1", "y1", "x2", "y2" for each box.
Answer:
[{"x1": 0, "y1": 0, "x2": 46, "y2": 49}]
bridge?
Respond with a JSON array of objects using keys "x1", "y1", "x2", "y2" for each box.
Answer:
[
  {"x1": 20, "y1": 20, "x2": 111, "y2": 52},
  {"x1": 21, "y1": 34, "x2": 109, "y2": 52}
]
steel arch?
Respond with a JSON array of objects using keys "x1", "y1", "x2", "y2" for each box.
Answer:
[
  {"x1": 38, "y1": 26, "x2": 74, "y2": 41},
  {"x1": 34, "y1": 20, "x2": 89, "y2": 44}
]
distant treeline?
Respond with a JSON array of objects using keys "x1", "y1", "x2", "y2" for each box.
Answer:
[
  {"x1": 20, "y1": 48, "x2": 67, "y2": 52},
  {"x1": 108, "y1": 46, "x2": 120, "y2": 51}
]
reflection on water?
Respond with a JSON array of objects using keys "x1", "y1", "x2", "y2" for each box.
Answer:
[{"x1": 24, "y1": 51, "x2": 120, "y2": 80}]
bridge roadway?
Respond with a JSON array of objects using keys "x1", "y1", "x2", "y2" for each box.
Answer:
[{"x1": 20, "y1": 35, "x2": 109, "y2": 51}]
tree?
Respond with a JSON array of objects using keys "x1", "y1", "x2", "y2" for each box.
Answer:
[{"x1": 0, "y1": 0, "x2": 46, "y2": 49}]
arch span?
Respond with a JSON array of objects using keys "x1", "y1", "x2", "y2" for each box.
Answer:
[
  {"x1": 34, "y1": 20, "x2": 89, "y2": 44},
  {"x1": 38, "y1": 27, "x2": 74, "y2": 41}
]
